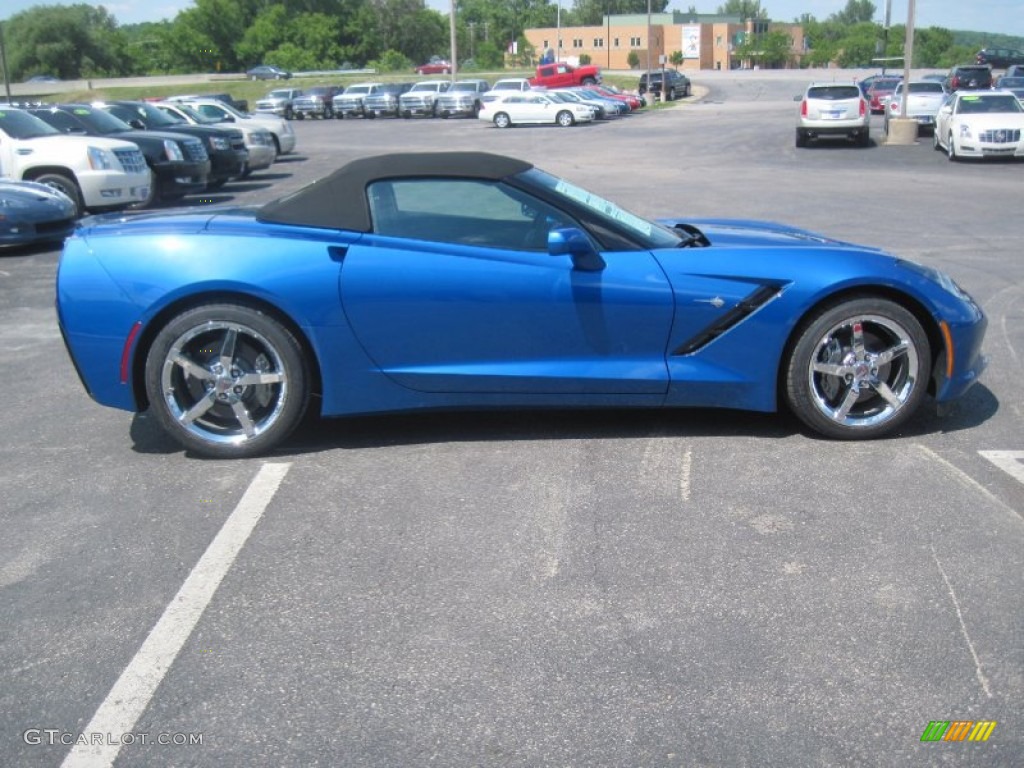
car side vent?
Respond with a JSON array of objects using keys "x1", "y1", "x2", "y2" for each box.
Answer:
[{"x1": 672, "y1": 284, "x2": 782, "y2": 355}]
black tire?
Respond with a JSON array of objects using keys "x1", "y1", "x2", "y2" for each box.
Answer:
[
  {"x1": 667, "y1": 87, "x2": 676, "y2": 101},
  {"x1": 947, "y1": 132, "x2": 958, "y2": 161},
  {"x1": 859, "y1": 129, "x2": 871, "y2": 148},
  {"x1": 33, "y1": 172, "x2": 84, "y2": 218},
  {"x1": 144, "y1": 303, "x2": 309, "y2": 458},
  {"x1": 795, "y1": 129, "x2": 808, "y2": 148},
  {"x1": 271, "y1": 135, "x2": 281, "y2": 157},
  {"x1": 582, "y1": 77, "x2": 596, "y2": 85},
  {"x1": 785, "y1": 297, "x2": 930, "y2": 440},
  {"x1": 284, "y1": 106, "x2": 294, "y2": 120},
  {"x1": 932, "y1": 129, "x2": 942, "y2": 151},
  {"x1": 494, "y1": 112, "x2": 511, "y2": 128},
  {"x1": 556, "y1": 110, "x2": 575, "y2": 127}
]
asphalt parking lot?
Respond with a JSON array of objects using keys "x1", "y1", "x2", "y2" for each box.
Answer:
[{"x1": 2, "y1": 69, "x2": 1022, "y2": 767}]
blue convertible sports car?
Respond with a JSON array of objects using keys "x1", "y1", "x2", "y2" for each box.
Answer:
[{"x1": 56, "y1": 152, "x2": 987, "y2": 457}]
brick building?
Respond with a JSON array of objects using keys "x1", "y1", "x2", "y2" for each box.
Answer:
[{"x1": 524, "y1": 11, "x2": 805, "y2": 71}]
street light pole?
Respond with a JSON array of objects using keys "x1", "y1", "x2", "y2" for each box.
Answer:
[
  {"x1": 449, "y1": 0, "x2": 458, "y2": 82},
  {"x1": 646, "y1": 0, "x2": 652, "y2": 104}
]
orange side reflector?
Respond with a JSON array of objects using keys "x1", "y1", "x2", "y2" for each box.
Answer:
[{"x1": 939, "y1": 321, "x2": 955, "y2": 380}]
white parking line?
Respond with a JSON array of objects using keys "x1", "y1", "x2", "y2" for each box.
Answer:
[
  {"x1": 979, "y1": 450, "x2": 1024, "y2": 487},
  {"x1": 915, "y1": 445, "x2": 1022, "y2": 524},
  {"x1": 61, "y1": 462, "x2": 291, "y2": 768}
]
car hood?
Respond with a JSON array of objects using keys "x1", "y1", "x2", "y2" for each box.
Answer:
[
  {"x1": 656, "y1": 217, "x2": 873, "y2": 249},
  {"x1": 0, "y1": 180, "x2": 75, "y2": 207}
]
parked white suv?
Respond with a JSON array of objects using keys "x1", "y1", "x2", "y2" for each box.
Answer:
[
  {"x1": 0, "y1": 107, "x2": 150, "y2": 216},
  {"x1": 796, "y1": 83, "x2": 871, "y2": 148}
]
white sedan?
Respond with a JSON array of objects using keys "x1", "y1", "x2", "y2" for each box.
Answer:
[
  {"x1": 934, "y1": 90, "x2": 1024, "y2": 160},
  {"x1": 178, "y1": 99, "x2": 297, "y2": 156},
  {"x1": 478, "y1": 92, "x2": 594, "y2": 128}
]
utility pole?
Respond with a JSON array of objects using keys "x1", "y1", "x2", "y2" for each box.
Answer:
[
  {"x1": 0, "y1": 23, "x2": 11, "y2": 105},
  {"x1": 449, "y1": 0, "x2": 458, "y2": 82}
]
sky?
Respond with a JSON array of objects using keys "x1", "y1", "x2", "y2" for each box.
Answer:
[{"x1": 2, "y1": 1, "x2": 1022, "y2": 39}]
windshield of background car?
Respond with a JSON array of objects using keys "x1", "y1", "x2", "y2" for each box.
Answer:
[
  {"x1": 0, "y1": 109, "x2": 61, "y2": 138},
  {"x1": 345, "y1": 86, "x2": 372, "y2": 94},
  {"x1": 807, "y1": 85, "x2": 861, "y2": 100},
  {"x1": 269, "y1": 89, "x2": 295, "y2": 98},
  {"x1": 451, "y1": 83, "x2": 479, "y2": 92},
  {"x1": 409, "y1": 83, "x2": 439, "y2": 92},
  {"x1": 997, "y1": 77, "x2": 1024, "y2": 88},
  {"x1": 167, "y1": 104, "x2": 217, "y2": 124},
  {"x1": 518, "y1": 168, "x2": 681, "y2": 250},
  {"x1": 903, "y1": 82, "x2": 945, "y2": 94},
  {"x1": 130, "y1": 102, "x2": 182, "y2": 125},
  {"x1": 62, "y1": 107, "x2": 133, "y2": 134},
  {"x1": 956, "y1": 94, "x2": 1024, "y2": 113}
]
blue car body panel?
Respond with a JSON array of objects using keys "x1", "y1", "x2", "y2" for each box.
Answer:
[{"x1": 56, "y1": 160, "x2": 987, "y2": 433}]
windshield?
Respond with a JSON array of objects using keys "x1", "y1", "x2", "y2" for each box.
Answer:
[
  {"x1": 900, "y1": 82, "x2": 945, "y2": 94},
  {"x1": 409, "y1": 83, "x2": 438, "y2": 92},
  {"x1": 957, "y1": 94, "x2": 1023, "y2": 113},
  {"x1": 63, "y1": 106, "x2": 132, "y2": 134},
  {"x1": 0, "y1": 108, "x2": 61, "y2": 139},
  {"x1": 268, "y1": 90, "x2": 294, "y2": 98},
  {"x1": 345, "y1": 86, "x2": 372, "y2": 94},
  {"x1": 518, "y1": 168, "x2": 681, "y2": 249},
  {"x1": 451, "y1": 83, "x2": 477, "y2": 92},
  {"x1": 175, "y1": 104, "x2": 219, "y2": 124}
]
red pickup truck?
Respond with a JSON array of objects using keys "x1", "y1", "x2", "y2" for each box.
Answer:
[{"x1": 529, "y1": 62, "x2": 602, "y2": 88}]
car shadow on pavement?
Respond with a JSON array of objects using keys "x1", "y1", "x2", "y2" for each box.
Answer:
[{"x1": 127, "y1": 384, "x2": 999, "y2": 457}]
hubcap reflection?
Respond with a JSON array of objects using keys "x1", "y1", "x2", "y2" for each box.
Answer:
[
  {"x1": 808, "y1": 315, "x2": 919, "y2": 428},
  {"x1": 161, "y1": 321, "x2": 288, "y2": 445}
]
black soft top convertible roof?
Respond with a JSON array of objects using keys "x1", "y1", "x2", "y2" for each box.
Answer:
[{"x1": 257, "y1": 152, "x2": 534, "y2": 232}]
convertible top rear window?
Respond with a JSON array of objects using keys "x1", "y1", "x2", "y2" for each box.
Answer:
[{"x1": 807, "y1": 86, "x2": 861, "y2": 100}]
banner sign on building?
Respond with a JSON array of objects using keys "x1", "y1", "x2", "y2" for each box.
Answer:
[{"x1": 682, "y1": 25, "x2": 700, "y2": 59}]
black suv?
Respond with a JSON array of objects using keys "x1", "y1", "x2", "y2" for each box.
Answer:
[
  {"x1": 945, "y1": 65, "x2": 993, "y2": 91},
  {"x1": 100, "y1": 101, "x2": 249, "y2": 189},
  {"x1": 29, "y1": 104, "x2": 210, "y2": 206},
  {"x1": 975, "y1": 48, "x2": 1024, "y2": 69},
  {"x1": 638, "y1": 69, "x2": 691, "y2": 101}
]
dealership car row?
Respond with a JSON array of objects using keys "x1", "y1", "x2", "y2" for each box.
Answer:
[
  {"x1": 0, "y1": 93, "x2": 301, "y2": 246},
  {"x1": 4, "y1": 59, "x2": 1024, "y2": 250},
  {"x1": 797, "y1": 62, "x2": 1024, "y2": 157}
]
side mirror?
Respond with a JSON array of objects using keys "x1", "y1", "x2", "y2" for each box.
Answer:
[{"x1": 548, "y1": 227, "x2": 605, "y2": 272}]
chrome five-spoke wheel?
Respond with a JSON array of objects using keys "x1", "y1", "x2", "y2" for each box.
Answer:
[
  {"x1": 785, "y1": 298, "x2": 930, "y2": 439},
  {"x1": 145, "y1": 304, "x2": 308, "y2": 457}
]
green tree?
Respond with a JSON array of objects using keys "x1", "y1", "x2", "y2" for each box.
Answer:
[
  {"x1": 828, "y1": 0, "x2": 876, "y2": 26},
  {"x1": 669, "y1": 50, "x2": 684, "y2": 67},
  {"x1": 569, "y1": 0, "x2": 668, "y2": 27},
  {"x1": 716, "y1": 1, "x2": 767, "y2": 19},
  {"x1": 369, "y1": 49, "x2": 412, "y2": 73},
  {"x1": 164, "y1": 0, "x2": 248, "y2": 72},
  {"x1": 4, "y1": 4, "x2": 130, "y2": 79},
  {"x1": 626, "y1": 50, "x2": 640, "y2": 68}
]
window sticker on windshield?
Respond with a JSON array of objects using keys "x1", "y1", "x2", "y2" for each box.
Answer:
[
  {"x1": 961, "y1": 96, "x2": 980, "y2": 101},
  {"x1": 73, "y1": 108, "x2": 90, "y2": 115},
  {"x1": 554, "y1": 180, "x2": 652, "y2": 236}
]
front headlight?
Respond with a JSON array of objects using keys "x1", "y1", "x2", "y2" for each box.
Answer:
[
  {"x1": 898, "y1": 259, "x2": 971, "y2": 301},
  {"x1": 958, "y1": 124, "x2": 972, "y2": 138},
  {"x1": 163, "y1": 139, "x2": 185, "y2": 162},
  {"x1": 209, "y1": 135, "x2": 230, "y2": 150},
  {"x1": 87, "y1": 146, "x2": 116, "y2": 170}
]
